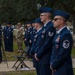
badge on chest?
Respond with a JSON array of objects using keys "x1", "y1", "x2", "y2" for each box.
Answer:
[
  {"x1": 34, "y1": 35, "x2": 38, "y2": 41},
  {"x1": 41, "y1": 29, "x2": 45, "y2": 38},
  {"x1": 55, "y1": 35, "x2": 60, "y2": 42},
  {"x1": 55, "y1": 35, "x2": 60, "y2": 49}
]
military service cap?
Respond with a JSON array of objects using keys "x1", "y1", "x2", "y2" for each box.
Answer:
[
  {"x1": 39, "y1": 7, "x2": 52, "y2": 13},
  {"x1": 54, "y1": 10, "x2": 70, "y2": 20}
]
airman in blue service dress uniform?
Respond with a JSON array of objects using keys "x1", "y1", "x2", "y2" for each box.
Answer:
[
  {"x1": 0, "y1": 24, "x2": 2, "y2": 63},
  {"x1": 50, "y1": 10, "x2": 74, "y2": 75},
  {"x1": 3, "y1": 24, "x2": 8, "y2": 51},
  {"x1": 30, "y1": 20, "x2": 36, "y2": 45},
  {"x1": 24, "y1": 22, "x2": 33, "y2": 57},
  {"x1": 34, "y1": 7, "x2": 56, "y2": 75},
  {"x1": 30, "y1": 18, "x2": 43, "y2": 75},
  {"x1": 24, "y1": 22, "x2": 32, "y2": 47},
  {"x1": 3, "y1": 22, "x2": 13, "y2": 52}
]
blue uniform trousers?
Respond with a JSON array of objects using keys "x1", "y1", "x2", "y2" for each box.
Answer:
[
  {"x1": 39, "y1": 63, "x2": 52, "y2": 75},
  {"x1": 0, "y1": 46, "x2": 2, "y2": 62}
]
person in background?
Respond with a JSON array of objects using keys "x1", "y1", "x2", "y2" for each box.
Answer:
[
  {"x1": 24, "y1": 22, "x2": 32, "y2": 58},
  {"x1": 3, "y1": 23, "x2": 8, "y2": 51},
  {"x1": 3, "y1": 22, "x2": 13, "y2": 52},
  {"x1": 16, "y1": 22, "x2": 24, "y2": 52},
  {"x1": 24, "y1": 22, "x2": 32, "y2": 47},
  {"x1": 0, "y1": 24, "x2": 2, "y2": 63},
  {"x1": 29, "y1": 20, "x2": 36, "y2": 46}
]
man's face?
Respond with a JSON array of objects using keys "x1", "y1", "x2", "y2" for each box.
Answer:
[
  {"x1": 7, "y1": 24, "x2": 11, "y2": 27},
  {"x1": 17, "y1": 23, "x2": 21, "y2": 28},
  {"x1": 53, "y1": 16, "x2": 65, "y2": 28},
  {"x1": 40, "y1": 13, "x2": 48, "y2": 23},
  {"x1": 32, "y1": 23, "x2": 35, "y2": 28},
  {"x1": 27, "y1": 24, "x2": 31, "y2": 28},
  {"x1": 35, "y1": 23, "x2": 38, "y2": 30}
]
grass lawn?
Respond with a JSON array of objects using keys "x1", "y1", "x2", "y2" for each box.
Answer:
[
  {"x1": 2, "y1": 39, "x2": 25, "y2": 61},
  {"x1": 74, "y1": 69, "x2": 75, "y2": 75},
  {"x1": 72, "y1": 47, "x2": 75, "y2": 58},
  {"x1": 0, "y1": 70, "x2": 75, "y2": 75},
  {"x1": 0, "y1": 70, "x2": 36, "y2": 75}
]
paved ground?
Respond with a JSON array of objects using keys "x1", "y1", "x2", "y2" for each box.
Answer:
[
  {"x1": 0, "y1": 59, "x2": 75, "y2": 72},
  {"x1": 0, "y1": 60, "x2": 35, "y2": 72}
]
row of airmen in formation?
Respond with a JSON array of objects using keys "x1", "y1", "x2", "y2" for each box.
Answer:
[{"x1": 0, "y1": 7, "x2": 74, "y2": 75}]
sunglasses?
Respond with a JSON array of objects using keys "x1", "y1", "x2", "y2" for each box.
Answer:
[{"x1": 53, "y1": 18, "x2": 65, "y2": 21}]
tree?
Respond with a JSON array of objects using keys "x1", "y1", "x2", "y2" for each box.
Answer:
[
  {"x1": 0, "y1": 0, "x2": 39, "y2": 24},
  {"x1": 0, "y1": 0, "x2": 17, "y2": 23}
]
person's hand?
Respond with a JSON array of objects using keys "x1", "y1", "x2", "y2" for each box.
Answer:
[
  {"x1": 29, "y1": 40, "x2": 32, "y2": 43},
  {"x1": 7, "y1": 37, "x2": 9, "y2": 39},
  {"x1": 34, "y1": 54, "x2": 39, "y2": 61},
  {"x1": 50, "y1": 65, "x2": 53, "y2": 71},
  {"x1": 24, "y1": 39, "x2": 27, "y2": 41},
  {"x1": 50, "y1": 65, "x2": 56, "y2": 72}
]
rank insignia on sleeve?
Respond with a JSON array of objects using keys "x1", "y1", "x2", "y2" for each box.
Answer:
[
  {"x1": 63, "y1": 40, "x2": 70, "y2": 49},
  {"x1": 48, "y1": 32, "x2": 54, "y2": 37}
]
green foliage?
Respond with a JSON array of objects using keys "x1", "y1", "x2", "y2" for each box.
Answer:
[{"x1": 0, "y1": 0, "x2": 39, "y2": 24}]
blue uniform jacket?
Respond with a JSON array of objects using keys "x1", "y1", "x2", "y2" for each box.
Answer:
[
  {"x1": 3, "y1": 26, "x2": 8, "y2": 37},
  {"x1": 35, "y1": 21, "x2": 56, "y2": 64},
  {"x1": 0, "y1": 26, "x2": 2, "y2": 46},
  {"x1": 29, "y1": 28, "x2": 36, "y2": 44},
  {"x1": 30, "y1": 28, "x2": 42, "y2": 55},
  {"x1": 50, "y1": 27, "x2": 74, "y2": 75},
  {"x1": 24, "y1": 27, "x2": 32, "y2": 46},
  {"x1": 6, "y1": 27, "x2": 13, "y2": 39}
]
